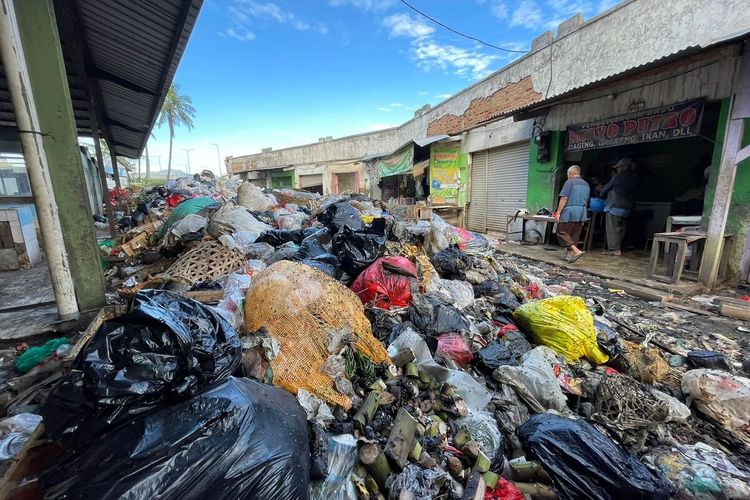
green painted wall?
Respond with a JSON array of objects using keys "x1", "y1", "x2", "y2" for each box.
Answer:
[
  {"x1": 16, "y1": 0, "x2": 105, "y2": 310},
  {"x1": 702, "y1": 100, "x2": 750, "y2": 279},
  {"x1": 269, "y1": 168, "x2": 293, "y2": 189},
  {"x1": 526, "y1": 130, "x2": 565, "y2": 211}
]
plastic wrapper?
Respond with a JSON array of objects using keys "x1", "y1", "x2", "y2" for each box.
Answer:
[
  {"x1": 319, "y1": 201, "x2": 363, "y2": 232},
  {"x1": 267, "y1": 243, "x2": 300, "y2": 264},
  {"x1": 436, "y1": 333, "x2": 473, "y2": 366},
  {"x1": 512, "y1": 296, "x2": 609, "y2": 364},
  {"x1": 519, "y1": 413, "x2": 674, "y2": 500},
  {"x1": 386, "y1": 463, "x2": 457, "y2": 500},
  {"x1": 475, "y1": 330, "x2": 532, "y2": 371},
  {"x1": 0, "y1": 413, "x2": 43, "y2": 460},
  {"x1": 208, "y1": 202, "x2": 272, "y2": 238},
  {"x1": 232, "y1": 231, "x2": 263, "y2": 254},
  {"x1": 277, "y1": 211, "x2": 308, "y2": 230},
  {"x1": 332, "y1": 223, "x2": 386, "y2": 277},
  {"x1": 473, "y1": 279, "x2": 502, "y2": 298},
  {"x1": 170, "y1": 213, "x2": 207, "y2": 237},
  {"x1": 42, "y1": 377, "x2": 309, "y2": 500},
  {"x1": 216, "y1": 272, "x2": 253, "y2": 331},
  {"x1": 42, "y1": 290, "x2": 241, "y2": 442},
  {"x1": 682, "y1": 369, "x2": 750, "y2": 435},
  {"x1": 430, "y1": 214, "x2": 492, "y2": 253},
  {"x1": 15, "y1": 337, "x2": 68, "y2": 374},
  {"x1": 455, "y1": 411, "x2": 503, "y2": 459},
  {"x1": 428, "y1": 277, "x2": 475, "y2": 310},
  {"x1": 237, "y1": 180, "x2": 272, "y2": 211},
  {"x1": 643, "y1": 442, "x2": 750, "y2": 499},
  {"x1": 493, "y1": 347, "x2": 568, "y2": 413},
  {"x1": 388, "y1": 325, "x2": 491, "y2": 412},
  {"x1": 408, "y1": 294, "x2": 471, "y2": 335},
  {"x1": 351, "y1": 256, "x2": 416, "y2": 309},
  {"x1": 310, "y1": 434, "x2": 359, "y2": 500},
  {"x1": 431, "y1": 246, "x2": 472, "y2": 280}
]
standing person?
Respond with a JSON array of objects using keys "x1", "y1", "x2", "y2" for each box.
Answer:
[
  {"x1": 599, "y1": 158, "x2": 637, "y2": 256},
  {"x1": 553, "y1": 165, "x2": 590, "y2": 262}
]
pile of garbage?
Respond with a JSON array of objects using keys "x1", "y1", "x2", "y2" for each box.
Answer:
[{"x1": 2, "y1": 178, "x2": 750, "y2": 499}]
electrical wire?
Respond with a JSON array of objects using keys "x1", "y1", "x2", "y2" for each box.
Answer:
[{"x1": 398, "y1": 0, "x2": 527, "y2": 53}]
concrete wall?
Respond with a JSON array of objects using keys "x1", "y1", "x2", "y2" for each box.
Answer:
[{"x1": 228, "y1": 0, "x2": 750, "y2": 174}]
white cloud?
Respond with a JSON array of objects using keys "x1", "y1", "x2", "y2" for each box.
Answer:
[
  {"x1": 434, "y1": 93, "x2": 452, "y2": 99},
  {"x1": 547, "y1": 0, "x2": 593, "y2": 16},
  {"x1": 382, "y1": 13, "x2": 435, "y2": 39},
  {"x1": 413, "y1": 40, "x2": 498, "y2": 80},
  {"x1": 225, "y1": 1, "x2": 327, "y2": 39},
  {"x1": 490, "y1": 1, "x2": 509, "y2": 19},
  {"x1": 389, "y1": 102, "x2": 403, "y2": 107},
  {"x1": 358, "y1": 123, "x2": 398, "y2": 132},
  {"x1": 377, "y1": 107, "x2": 392, "y2": 112},
  {"x1": 510, "y1": 0, "x2": 544, "y2": 29},
  {"x1": 223, "y1": 27, "x2": 256, "y2": 42},
  {"x1": 417, "y1": 90, "x2": 429, "y2": 96},
  {"x1": 329, "y1": 0, "x2": 396, "y2": 11}
]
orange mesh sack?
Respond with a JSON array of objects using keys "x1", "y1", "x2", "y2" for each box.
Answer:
[{"x1": 244, "y1": 261, "x2": 390, "y2": 409}]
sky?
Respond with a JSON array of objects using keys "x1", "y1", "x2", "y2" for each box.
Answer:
[{"x1": 144, "y1": 0, "x2": 622, "y2": 175}]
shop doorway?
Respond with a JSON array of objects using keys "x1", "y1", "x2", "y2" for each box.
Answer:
[
  {"x1": 334, "y1": 172, "x2": 358, "y2": 194},
  {"x1": 563, "y1": 100, "x2": 722, "y2": 252}
]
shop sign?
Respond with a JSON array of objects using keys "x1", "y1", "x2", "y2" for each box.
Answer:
[
  {"x1": 565, "y1": 99, "x2": 704, "y2": 151},
  {"x1": 377, "y1": 146, "x2": 414, "y2": 177},
  {"x1": 429, "y1": 143, "x2": 468, "y2": 206}
]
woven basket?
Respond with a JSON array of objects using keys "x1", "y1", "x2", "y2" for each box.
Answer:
[{"x1": 165, "y1": 239, "x2": 245, "y2": 285}]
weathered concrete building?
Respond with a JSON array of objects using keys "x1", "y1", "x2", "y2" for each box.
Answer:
[{"x1": 228, "y1": 0, "x2": 750, "y2": 287}]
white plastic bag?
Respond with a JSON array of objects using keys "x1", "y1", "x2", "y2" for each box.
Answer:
[
  {"x1": 310, "y1": 434, "x2": 358, "y2": 500},
  {"x1": 0, "y1": 413, "x2": 42, "y2": 460},
  {"x1": 388, "y1": 326, "x2": 491, "y2": 412},
  {"x1": 682, "y1": 369, "x2": 750, "y2": 433},
  {"x1": 493, "y1": 347, "x2": 569, "y2": 413},
  {"x1": 170, "y1": 213, "x2": 208, "y2": 237},
  {"x1": 237, "y1": 180, "x2": 272, "y2": 211}
]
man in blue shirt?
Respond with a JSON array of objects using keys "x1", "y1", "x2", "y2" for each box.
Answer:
[
  {"x1": 599, "y1": 158, "x2": 637, "y2": 256},
  {"x1": 554, "y1": 165, "x2": 590, "y2": 262}
]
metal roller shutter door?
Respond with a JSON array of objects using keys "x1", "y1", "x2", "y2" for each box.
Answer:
[
  {"x1": 299, "y1": 174, "x2": 323, "y2": 188},
  {"x1": 486, "y1": 143, "x2": 529, "y2": 234},
  {"x1": 468, "y1": 150, "x2": 488, "y2": 233}
]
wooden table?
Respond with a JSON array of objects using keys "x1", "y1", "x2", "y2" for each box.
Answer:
[
  {"x1": 507, "y1": 213, "x2": 593, "y2": 250},
  {"x1": 647, "y1": 231, "x2": 732, "y2": 284}
]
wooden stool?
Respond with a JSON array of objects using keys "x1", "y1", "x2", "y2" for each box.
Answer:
[{"x1": 647, "y1": 232, "x2": 732, "y2": 284}]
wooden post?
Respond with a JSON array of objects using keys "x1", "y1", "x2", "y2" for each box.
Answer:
[
  {"x1": 109, "y1": 143, "x2": 121, "y2": 189},
  {"x1": 91, "y1": 127, "x2": 117, "y2": 238},
  {"x1": 700, "y1": 47, "x2": 750, "y2": 288}
]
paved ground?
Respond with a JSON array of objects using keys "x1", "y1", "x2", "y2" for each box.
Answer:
[
  {"x1": 498, "y1": 242, "x2": 705, "y2": 295},
  {"x1": 0, "y1": 263, "x2": 58, "y2": 341}
]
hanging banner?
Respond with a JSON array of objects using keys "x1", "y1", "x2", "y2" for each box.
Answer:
[
  {"x1": 377, "y1": 147, "x2": 414, "y2": 177},
  {"x1": 565, "y1": 98, "x2": 705, "y2": 152},
  {"x1": 429, "y1": 143, "x2": 467, "y2": 206}
]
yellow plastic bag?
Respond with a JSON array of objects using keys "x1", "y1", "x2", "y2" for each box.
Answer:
[{"x1": 512, "y1": 296, "x2": 609, "y2": 364}]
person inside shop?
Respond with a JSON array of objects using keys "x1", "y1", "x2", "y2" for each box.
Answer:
[
  {"x1": 553, "y1": 165, "x2": 590, "y2": 262},
  {"x1": 598, "y1": 157, "x2": 637, "y2": 256}
]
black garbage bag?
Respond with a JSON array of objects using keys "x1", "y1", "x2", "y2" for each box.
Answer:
[
  {"x1": 408, "y1": 295, "x2": 471, "y2": 336},
  {"x1": 302, "y1": 253, "x2": 343, "y2": 279},
  {"x1": 318, "y1": 201, "x2": 363, "y2": 232},
  {"x1": 475, "y1": 330, "x2": 532, "y2": 371},
  {"x1": 42, "y1": 290, "x2": 242, "y2": 442},
  {"x1": 687, "y1": 350, "x2": 732, "y2": 370},
  {"x1": 519, "y1": 414, "x2": 673, "y2": 500},
  {"x1": 295, "y1": 227, "x2": 332, "y2": 260},
  {"x1": 41, "y1": 377, "x2": 310, "y2": 500},
  {"x1": 493, "y1": 284, "x2": 521, "y2": 316},
  {"x1": 473, "y1": 279, "x2": 502, "y2": 298},
  {"x1": 431, "y1": 245, "x2": 472, "y2": 280},
  {"x1": 386, "y1": 463, "x2": 457, "y2": 500},
  {"x1": 245, "y1": 241, "x2": 275, "y2": 263},
  {"x1": 595, "y1": 320, "x2": 620, "y2": 357},
  {"x1": 267, "y1": 243, "x2": 300, "y2": 265},
  {"x1": 332, "y1": 223, "x2": 385, "y2": 277},
  {"x1": 256, "y1": 228, "x2": 306, "y2": 247},
  {"x1": 366, "y1": 307, "x2": 404, "y2": 342}
]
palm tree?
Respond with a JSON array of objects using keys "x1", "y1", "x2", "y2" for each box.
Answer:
[{"x1": 157, "y1": 84, "x2": 195, "y2": 180}]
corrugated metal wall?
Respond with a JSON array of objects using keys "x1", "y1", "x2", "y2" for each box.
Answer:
[{"x1": 469, "y1": 142, "x2": 529, "y2": 234}]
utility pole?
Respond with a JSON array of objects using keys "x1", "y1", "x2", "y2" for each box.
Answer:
[
  {"x1": 211, "y1": 143, "x2": 222, "y2": 176},
  {"x1": 183, "y1": 148, "x2": 194, "y2": 175}
]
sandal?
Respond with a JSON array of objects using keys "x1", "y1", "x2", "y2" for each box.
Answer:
[{"x1": 569, "y1": 251, "x2": 586, "y2": 263}]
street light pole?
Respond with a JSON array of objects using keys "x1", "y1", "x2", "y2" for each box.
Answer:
[
  {"x1": 211, "y1": 143, "x2": 222, "y2": 176},
  {"x1": 183, "y1": 148, "x2": 193, "y2": 175}
]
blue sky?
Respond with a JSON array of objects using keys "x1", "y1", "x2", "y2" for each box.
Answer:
[{"x1": 146, "y1": 0, "x2": 621, "y2": 174}]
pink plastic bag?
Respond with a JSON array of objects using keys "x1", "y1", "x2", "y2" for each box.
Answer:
[{"x1": 436, "y1": 334, "x2": 473, "y2": 366}]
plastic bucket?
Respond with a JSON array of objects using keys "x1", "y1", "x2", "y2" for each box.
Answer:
[{"x1": 590, "y1": 197, "x2": 605, "y2": 213}]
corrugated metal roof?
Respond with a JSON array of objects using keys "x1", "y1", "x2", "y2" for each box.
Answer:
[{"x1": 0, "y1": 0, "x2": 202, "y2": 159}]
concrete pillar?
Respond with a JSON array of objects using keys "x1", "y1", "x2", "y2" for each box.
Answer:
[{"x1": 14, "y1": 0, "x2": 106, "y2": 310}]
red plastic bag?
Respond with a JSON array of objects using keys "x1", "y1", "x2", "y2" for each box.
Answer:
[
  {"x1": 351, "y1": 256, "x2": 416, "y2": 309},
  {"x1": 436, "y1": 333, "x2": 473, "y2": 366},
  {"x1": 166, "y1": 194, "x2": 186, "y2": 207},
  {"x1": 485, "y1": 478, "x2": 524, "y2": 500}
]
